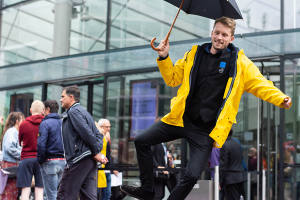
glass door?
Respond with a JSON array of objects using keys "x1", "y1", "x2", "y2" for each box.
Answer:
[{"x1": 233, "y1": 62, "x2": 282, "y2": 200}]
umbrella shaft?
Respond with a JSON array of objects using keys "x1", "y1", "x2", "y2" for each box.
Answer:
[{"x1": 165, "y1": 0, "x2": 185, "y2": 41}]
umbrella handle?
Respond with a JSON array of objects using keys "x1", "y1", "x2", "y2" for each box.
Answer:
[
  {"x1": 151, "y1": 33, "x2": 169, "y2": 51},
  {"x1": 150, "y1": 0, "x2": 185, "y2": 51},
  {"x1": 150, "y1": 37, "x2": 162, "y2": 51}
]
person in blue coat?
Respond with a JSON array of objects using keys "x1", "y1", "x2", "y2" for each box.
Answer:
[
  {"x1": 37, "y1": 100, "x2": 65, "y2": 200},
  {"x1": 57, "y1": 86, "x2": 108, "y2": 200}
]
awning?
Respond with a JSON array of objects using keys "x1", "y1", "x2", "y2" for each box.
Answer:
[{"x1": 0, "y1": 28, "x2": 299, "y2": 90}]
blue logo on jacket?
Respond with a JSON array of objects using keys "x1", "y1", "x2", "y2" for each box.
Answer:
[{"x1": 219, "y1": 61, "x2": 226, "y2": 73}]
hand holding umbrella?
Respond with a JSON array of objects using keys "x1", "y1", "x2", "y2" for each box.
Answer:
[
  {"x1": 150, "y1": 0, "x2": 185, "y2": 51},
  {"x1": 157, "y1": 40, "x2": 170, "y2": 58},
  {"x1": 150, "y1": 0, "x2": 243, "y2": 51}
]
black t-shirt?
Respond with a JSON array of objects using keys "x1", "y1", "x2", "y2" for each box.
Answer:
[{"x1": 185, "y1": 45, "x2": 232, "y2": 132}]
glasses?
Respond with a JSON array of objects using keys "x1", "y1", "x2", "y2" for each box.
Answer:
[{"x1": 101, "y1": 126, "x2": 111, "y2": 128}]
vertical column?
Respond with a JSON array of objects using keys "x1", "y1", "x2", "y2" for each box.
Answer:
[
  {"x1": 87, "y1": 83, "x2": 93, "y2": 114},
  {"x1": 214, "y1": 166, "x2": 219, "y2": 200},
  {"x1": 293, "y1": 0, "x2": 296, "y2": 28},
  {"x1": 103, "y1": 76, "x2": 108, "y2": 117},
  {"x1": 247, "y1": 172, "x2": 251, "y2": 200},
  {"x1": 262, "y1": 169, "x2": 266, "y2": 200},
  {"x1": 257, "y1": 99, "x2": 261, "y2": 200},
  {"x1": 42, "y1": 83, "x2": 48, "y2": 101},
  {"x1": 105, "y1": 0, "x2": 112, "y2": 50},
  {"x1": 279, "y1": 56, "x2": 285, "y2": 200},
  {"x1": 279, "y1": 1, "x2": 285, "y2": 199},
  {"x1": 118, "y1": 77, "x2": 125, "y2": 138},
  {"x1": 280, "y1": 0, "x2": 284, "y2": 30},
  {"x1": 0, "y1": 0, "x2": 3, "y2": 65},
  {"x1": 266, "y1": 73, "x2": 271, "y2": 200},
  {"x1": 52, "y1": 0, "x2": 72, "y2": 57},
  {"x1": 0, "y1": 0, "x2": 2, "y2": 48}
]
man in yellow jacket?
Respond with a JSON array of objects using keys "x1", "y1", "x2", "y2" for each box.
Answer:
[{"x1": 121, "y1": 17, "x2": 292, "y2": 200}]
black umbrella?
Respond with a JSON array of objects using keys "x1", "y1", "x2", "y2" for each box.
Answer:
[{"x1": 151, "y1": 0, "x2": 243, "y2": 51}]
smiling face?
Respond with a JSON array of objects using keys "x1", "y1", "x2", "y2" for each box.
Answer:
[{"x1": 210, "y1": 22, "x2": 235, "y2": 54}]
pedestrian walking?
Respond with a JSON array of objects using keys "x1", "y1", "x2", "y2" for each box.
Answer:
[{"x1": 57, "y1": 86, "x2": 108, "y2": 200}]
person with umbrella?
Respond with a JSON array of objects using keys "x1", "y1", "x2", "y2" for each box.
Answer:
[{"x1": 121, "y1": 17, "x2": 292, "y2": 200}]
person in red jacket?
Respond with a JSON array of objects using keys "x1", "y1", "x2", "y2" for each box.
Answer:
[{"x1": 17, "y1": 100, "x2": 45, "y2": 200}]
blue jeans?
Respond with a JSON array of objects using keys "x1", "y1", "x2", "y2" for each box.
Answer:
[
  {"x1": 40, "y1": 159, "x2": 66, "y2": 200},
  {"x1": 101, "y1": 173, "x2": 111, "y2": 200}
]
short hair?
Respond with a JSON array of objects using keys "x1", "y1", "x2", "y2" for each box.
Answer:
[
  {"x1": 44, "y1": 100, "x2": 59, "y2": 113},
  {"x1": 214, "y1": 16, "x2": 236, "y2": 36},
  {"x1": 98, "y1": 118, "x2": 110, "y2": 126},
  {"x1": 63, "y1": 85, "x2": 80, "y2": 102},
  {"x1": 31, "y1": 100, "x2": 45, "y2": 115}
]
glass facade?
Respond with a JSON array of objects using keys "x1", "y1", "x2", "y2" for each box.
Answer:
[
  {"x1": 2, "y1": 0, "x2": 299, "y2": 66},
  {"x1": 0, "y1": 85, "x2": 41, "y2": 117},
  {"x1": 0, "y1": 0, "x2": 300, "y2": 199}
]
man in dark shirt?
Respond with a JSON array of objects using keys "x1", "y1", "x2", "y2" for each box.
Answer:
[
  {"x1": 220, "y1": 130, "x2": 246, "y2": 200},
  {"x1": 184, "y1": 44, "x2": 232, "y2": 132},
  {"x1": 121, "y1": 17, "x2": 291, "y2": 200},
  {"x1": 151, "y1": 143, "x2": 177, "y2": 200}
]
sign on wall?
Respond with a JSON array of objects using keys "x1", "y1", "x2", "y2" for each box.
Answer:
[{"x1": 130, "y1": 80, "x2": 158, "y2": 139}]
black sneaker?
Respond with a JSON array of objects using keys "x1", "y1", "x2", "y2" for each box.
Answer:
[{"x1": 120, "y1": 185, "x2": 154, "y2": 200}]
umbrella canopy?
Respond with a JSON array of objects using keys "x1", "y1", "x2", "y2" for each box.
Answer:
[
  {"x1": 150, "y1": 0, "x2": 243, "y2": 51},
  {"x1": 166, "y1": 0, "x2": 243, "y2": 19}
]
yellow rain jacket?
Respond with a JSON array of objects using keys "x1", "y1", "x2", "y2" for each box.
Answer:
[
  {"x1": 157, "y1": 44, "x2": 290, "y2": 148},
  {"x1": 97, "y1": 136, "x2": 107, "y2": 188}
]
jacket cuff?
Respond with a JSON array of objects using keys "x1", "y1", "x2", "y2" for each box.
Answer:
[{"x1": 158, "y1": 54, "x2": 169, "y2": 61}]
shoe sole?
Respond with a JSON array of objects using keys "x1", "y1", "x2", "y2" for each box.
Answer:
[{"x1": 120, "y1": 187, "x2": 146, "y2": 200}]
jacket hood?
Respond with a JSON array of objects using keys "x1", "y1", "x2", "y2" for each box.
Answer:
[
  {"x1": 44, "y1": 113, "x2": 61, "y2": 120},
  {"x1": 26, "y1": 115, "x2": 44, "y2": 125}
]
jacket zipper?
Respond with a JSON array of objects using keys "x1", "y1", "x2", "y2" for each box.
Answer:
[
  {"x1": 62, "y1": 102, "x2": 80, "y2": 168},
  {"x1": 215, "y1": 50, "x2": 238, "y2": 120},
  {"x1": 61, "y1": 117, "x2": 69, "y2": 169},
  {"x1": 188, "y1": 47, "x2": 200, "y2": 93}
]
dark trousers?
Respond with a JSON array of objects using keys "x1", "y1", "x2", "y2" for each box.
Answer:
[
  {"x1": 224, "y1": 182, "x2": 245, "y2": 200},
  {"x1": 57, "y1": 157, "x2": 97, "y2": 200},
  {"x1": 153, "y1": 174, "x2": 177, "y2": 200},
  {"x1": 111, "y1": 186, "x2": 127, "y2": 200},
  {"x1": 135, "y1": 121, "x2": 213, "y2": 200}
]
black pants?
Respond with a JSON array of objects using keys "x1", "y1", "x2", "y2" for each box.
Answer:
[
  {"x1": 224, "y1": 182, "x2": 245, "y2": 200},
  {"x1": 153, "y1": 173, "x2": 177, "y2": 200},
  {"x1": 135, "y1": 121, "x2": 213, "y2": 200},
  {"x1": 111, "y1": 186, "x2": 127, "y2": 200},
  {"x1": 57, "y1": 157, "x2": 97, "y2": 200}
]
